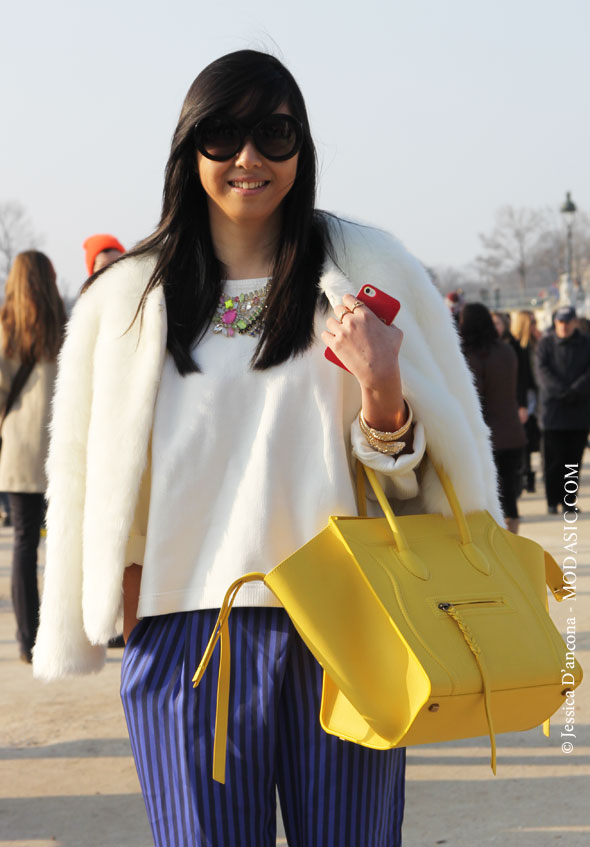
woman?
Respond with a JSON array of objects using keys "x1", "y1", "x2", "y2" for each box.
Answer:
[
  {"x1": 33, "y1": 51, "x2": 501, "y2": 846},
  {"x1": 511, "y1": 310, "x2": 540, "y2": 492},
  {"x1": 460, "y1": 303, "x2": 525, "y2": 533},
  {"x1": 492, "y1": 310, "x2": 530, "y2": 427},
  {"x1": 0, "y1": 251, "x2": 65, "y2": 662},
  {"x1": 491, "y1": 310, "x2": 509, "y2": 339}
]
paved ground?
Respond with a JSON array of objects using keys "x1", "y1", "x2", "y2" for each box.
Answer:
[{"x1": 0, "y1": 452, "x2": 587, "y2": 846}]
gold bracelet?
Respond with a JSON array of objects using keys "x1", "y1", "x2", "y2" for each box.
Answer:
[
  {"x1": 361, "y1": 429, "x2": 406, "y2": 455},
  {"x1": 358, "y1": 402, "x2": 413, "y2": 456},
  {"x1": 359, "y1": 400, "x2": 413, "y2": 442}
]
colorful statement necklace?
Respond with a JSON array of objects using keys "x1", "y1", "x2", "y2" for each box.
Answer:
[{"x1": 211, "y1": 280, "x2": 270, "y2": 338}]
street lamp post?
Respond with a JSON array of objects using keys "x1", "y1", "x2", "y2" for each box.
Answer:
[{"x1": 560, "y1": 191, "x2": 577, "y2": 306}]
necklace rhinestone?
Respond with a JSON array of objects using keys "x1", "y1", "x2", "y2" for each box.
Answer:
[{"x1": 211, "y1": 280, "x2": 270, "y2": 338}]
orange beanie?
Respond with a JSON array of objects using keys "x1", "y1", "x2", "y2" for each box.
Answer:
[{"x1": 83, "y1": 234, "x2": 125, "y2": 275}]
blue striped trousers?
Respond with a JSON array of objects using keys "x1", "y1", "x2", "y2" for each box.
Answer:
[{"x1": 121, "y1": 607, "x2": 406, "y2": 846}]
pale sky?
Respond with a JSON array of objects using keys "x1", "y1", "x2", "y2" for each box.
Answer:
[{"x1": 2, "y1": 0, "x2": 589, "y2": 299}]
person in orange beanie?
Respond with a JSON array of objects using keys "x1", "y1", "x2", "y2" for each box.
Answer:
[{"x1": 83, "y1": 234, "x2": 125, "y2": 276}]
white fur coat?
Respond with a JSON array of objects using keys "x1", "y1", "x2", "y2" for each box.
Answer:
[{"x1": 33, "y1": 218, "x2": 501, "y2": 680}]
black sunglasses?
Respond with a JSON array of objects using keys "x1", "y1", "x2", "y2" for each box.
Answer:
[{"x1": 195, "y1": 113, "x2": 303, "y2": 162}]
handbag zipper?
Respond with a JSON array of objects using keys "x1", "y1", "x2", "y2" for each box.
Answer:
[{"x1": 438, "y1": 600, "x2": 502, "y2": 610}]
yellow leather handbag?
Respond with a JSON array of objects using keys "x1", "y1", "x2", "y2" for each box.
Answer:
[{"x1": 193, "y1": 454, "x2": 583, "y2": 784}]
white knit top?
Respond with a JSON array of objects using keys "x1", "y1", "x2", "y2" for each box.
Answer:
[{"x1": 126, "y1": 278, "x2": 426, "y2": 617}]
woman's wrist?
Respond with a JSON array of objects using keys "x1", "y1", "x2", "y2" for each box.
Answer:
[{"x1": 360, "y1": 377, "x2": 406, "y2": 431}]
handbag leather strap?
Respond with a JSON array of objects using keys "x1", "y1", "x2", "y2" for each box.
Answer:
[
  {"x1": 0, "y1": 362, "x2": 34, "y2": 437},
  {"x1": 192, "y1": 572, "x2": 266, "y2": 784},
  {"x1": 440, "y1": 603, "x2": 497, "y2": 773},
  {"x1": 356, "y1": 457, "x2": 569, "y2": 602},
  {"x1": 356, "y1": 452, "x2": 492, "y2": 578},
  {"x1": 355, "y1": 449, "x2": 470, "y2": 541}
]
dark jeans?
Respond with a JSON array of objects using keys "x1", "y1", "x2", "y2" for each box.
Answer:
[
  {"x1": 542, "y1": 430, "x2": 588, "y2": 509},
  {"x1": 9, "y1": 493, "x2": 45, "y2": 659},
  {"x1": 523, "y1": 414, "x2": 541, "y2": 476},
  {"x1": 493, "y1": 447, "x2": 524, "y2": 519}
]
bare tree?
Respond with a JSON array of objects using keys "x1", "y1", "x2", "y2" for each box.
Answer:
[
  {"x1": 477, "y1": 205, "x2": 546, "y2": 293},
  {"x1": 0, "y1": 201, "x2": 42, "y2": 284},
  {"x1": 426, "y1": 203, "x2": 590, "y2": 308},
  {"x1": 427, "y1": 265, "x2": 470, "y2": 295},
  {"x1": 523, "y1": 209, "x2": 590, "y2": 295},
  {"x1": 531, "y1": 226, "x2": 563, "y2": 286}
]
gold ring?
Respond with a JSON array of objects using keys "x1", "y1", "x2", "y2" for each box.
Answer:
[
  {"x1": 338, "y1": 306, "x2": 353, "y2": 324},
  {"x1": 350, "y1": 300, "x2": 364, "y2": 312}
]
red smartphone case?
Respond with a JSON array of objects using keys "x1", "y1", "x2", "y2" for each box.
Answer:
[{"x1": 324, "y1": 285, "x2": 401, "y2": 372}]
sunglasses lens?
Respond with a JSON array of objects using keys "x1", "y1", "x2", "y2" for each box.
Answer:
[
  {"x1": 254, "y1": 115, "x2": 301, "y2": 160},
  {"x1": 198, "y1": 118, "x2": 241, "y2": 160},
  {"x1": 196, "y1": 114, "x2": 301, "y2": 161}
]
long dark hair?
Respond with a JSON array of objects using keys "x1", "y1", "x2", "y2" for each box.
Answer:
[
  {"x1": 1, "y1": 251, "x2": 66, "y2": 364},
  {"x1": 83, "y1": 50, "x2": 330, "y2": 374},
  {"x1": 458, "y1": 302, "x2": 499, "y2": 355}
]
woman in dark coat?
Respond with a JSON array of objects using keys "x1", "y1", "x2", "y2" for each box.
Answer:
[{"x1": 460, "y1": 303, "x2": 526, "y2": 533}]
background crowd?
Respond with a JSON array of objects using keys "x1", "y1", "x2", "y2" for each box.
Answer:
[{"x1": 454, "y1": 298, "x2": 590, "y2": 529}]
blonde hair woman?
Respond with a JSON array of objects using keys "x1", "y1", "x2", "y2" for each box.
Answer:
[
  {"x1": 0, "y1": 251, "x2": 65, "y2": 662},
  {"x1": 511, "y1": 310, "x2": 538, "y2": 351},
  {"x1": 511, "y1": 310, "x2": 540, "y2": 492}
]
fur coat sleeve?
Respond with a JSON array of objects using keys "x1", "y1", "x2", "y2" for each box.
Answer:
[
  {"x1": 33, "y1": 280, "x2": 106, "y2": 676},
  {"x1": 33, "y1": 256, "x2": 165, "y2": 680}
]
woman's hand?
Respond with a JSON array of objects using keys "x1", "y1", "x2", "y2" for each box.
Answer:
[{"x1": 321, "y1": 293, "x2": 410, "y2": 436}]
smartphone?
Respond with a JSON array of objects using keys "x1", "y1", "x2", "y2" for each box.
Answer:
[{"x1": 324, "y1": 284, "x2": 401, "y2": 372}]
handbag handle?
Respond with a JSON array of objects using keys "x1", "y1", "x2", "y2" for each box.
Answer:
[{"x1": 356, "y1": 449, "x2": 492, "y2": 578}]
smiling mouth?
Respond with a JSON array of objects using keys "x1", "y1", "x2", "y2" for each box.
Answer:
[{"x1": 228, "y1": 180, "x2": 269, "y2": 189}]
